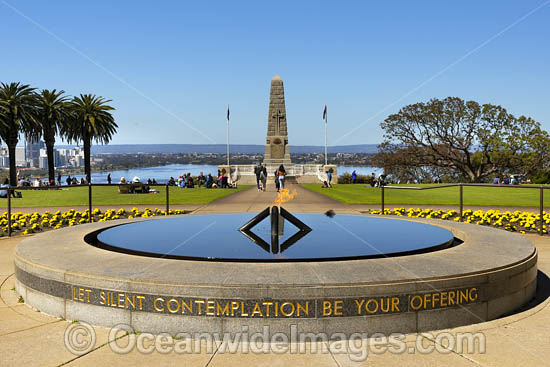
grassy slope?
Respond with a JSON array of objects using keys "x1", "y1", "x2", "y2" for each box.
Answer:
[
  {"x1": 1, "y1": 185, "x2": 251, "y2": 208},
  {"x1": 302, "y1": 184, "x2": 550, "y2": 207}
]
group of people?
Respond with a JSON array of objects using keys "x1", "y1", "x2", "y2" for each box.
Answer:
[
  {"x1": 118, "y1": 176, "x2": 159, "y2": 193},
  {"x1": 254, "y1": 162, "x2": 288, "y2": 192},
  {"x1": 64, "y1": 175, "x2": 87, "y2": 186},
  {"x1": 166, "y1": 171, "x2": 231, "y2": 189},
  {"x1": 492, "y1": 175, "x2": 529, "y2": 185},
  {"x1": 370, "y1": 172, "x2": 387, "y2": 187}
]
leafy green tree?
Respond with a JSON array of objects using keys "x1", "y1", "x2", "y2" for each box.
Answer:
[
  {"x1": 0, "y1": 82, "x2": 37, "y2": 184},
  {"x1": 66, "y1": 94, "x2": 117, "y2": 183},
  {"x1": 377, "y1": 97, "x2": 548, "y2": 182},
  {"x1": 31, "y1": 89, "x2": 70, "y2": 184}
]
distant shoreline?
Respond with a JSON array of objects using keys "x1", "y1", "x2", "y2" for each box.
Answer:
[{"x1": 52, "y1": 143, "x2": 380, "y2": 155}]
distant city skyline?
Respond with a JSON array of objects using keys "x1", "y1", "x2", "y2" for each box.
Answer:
[{"x1": 1, "y1": 1, "x2": 549, "y2": 146}]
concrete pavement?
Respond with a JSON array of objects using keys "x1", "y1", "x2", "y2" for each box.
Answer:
[{"x1": 1, "y1": 185, "x2": 550, "y2": 366}]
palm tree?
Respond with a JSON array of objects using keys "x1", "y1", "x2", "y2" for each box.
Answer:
[
  {"x1": 66, "y1": 94, "x2": 117, "y2": 183},
  {"x1": 32, "y1": 89, "x2": 70, "y2": 184},
  {"x1": 0, "y1": 82, "x2": 37, "y2": 185}
]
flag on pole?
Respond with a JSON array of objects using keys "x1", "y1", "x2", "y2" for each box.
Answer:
[
  {"x1": 227, "y1": 105, "x2": 230, "y2": 121},
  {"x1": 323, "y1": 105, "x2": 327, "y2": 122}
]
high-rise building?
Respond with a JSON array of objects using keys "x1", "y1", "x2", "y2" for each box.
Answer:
[
  {"x1": 26, "y1": 138, "x2": 45, "y2": 168},
  {"x1": 15, "y1": 146, "x2": 26, "y2": 166},
  {"x1": 0, "y1": 156, "x2": 9, "y2": 168},
  {"x1": 39, "y1": 156, "x2": 48, "y2": 169},
  {"x1": 54, "y1": 150, "x2": 61, "y2": 167}
]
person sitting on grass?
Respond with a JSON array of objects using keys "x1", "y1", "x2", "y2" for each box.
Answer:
[
  {"x1": 370, "y1": 172, "x2": 377, "y2": 187},
  {"x1": 198, "y1": 172, "x2": 206, "y2": 187},
  {"x1": 377, "y1": 174, "x2": 387, "y2": 187},
  {"x1": 0, "y1": 178, "x2": 17, "y2": 198},
  {"x1": 206, "y1": 173, "x2": 213, "y2": 188},
  {"x1": 185, "y1": 173, "x2": 194, "y2": 188},
  {"x1": 80, "y1": 178, "x2": 86, "y2": 185},
  {"x1": 19, "y1": 177, "x2": 30, "y2": 187},
  {"x1": 321, "y1": 180, "x2": 330, "y2": 189},
  {"x1": 168, "y1": 177, "x2": 176, "y2": 186}
]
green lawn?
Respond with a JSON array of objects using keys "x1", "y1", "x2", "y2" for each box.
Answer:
[
  {"x1": 302, "y1": 183, "x2": 550, "y2": 207},
  {"x1": 1, "y1": 185, "x2": 251, "y2": 208}
]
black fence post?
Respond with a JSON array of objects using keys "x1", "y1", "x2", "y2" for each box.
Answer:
[
  {"x1": 381, "y1": 186, "x2": 385, "y2": 212},
  {"x1": 7, "y1": 187, "x2": 12, "y2": 237},
  {"x1": 459, "y1": 184, "x2": 463, "y2": 222},
  {"x1": 166, "y1": 184, "x2": 170, "y2": 213},
  {"x1": 88, "y1": 184, "x2": 92, "y2": 223},
  {"x1": 540, "y1": 186, "x2": 544, "y2": 236}
]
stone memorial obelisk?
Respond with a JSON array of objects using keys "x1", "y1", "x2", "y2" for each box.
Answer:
[{"x1": 264, "y1": 75, "x2": 291, "y2": 166}]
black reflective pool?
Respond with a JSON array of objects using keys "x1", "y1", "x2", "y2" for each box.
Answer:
[{"x1": 88, "y1": 214, "x2": 456, "y2": 262}]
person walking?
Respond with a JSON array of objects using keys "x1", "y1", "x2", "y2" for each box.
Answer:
[
  {"x1": 274, "y1": 169, "x2": 280, "y2": 191},
  {"x1": 254, "y1": 161, "x2": 263, "y2": 191},
  {"x1": 107, "y1": 173, "x2": 112, "y2": 185},
  {"x1": 57, "y1": 172, "x2": 62, "y2": 186},
  {"x1": 277, "y1": 164, "x2": 286, "y2": 191},
  {"x1": 327, "y1": 170, "x2": 332, "y2": 188},
  {"x1": 351, "y1": 170, "x2": 357, "y2": 184},
  {"x1": 260, "y1": 165, "x2": 267, "y2": 192}
]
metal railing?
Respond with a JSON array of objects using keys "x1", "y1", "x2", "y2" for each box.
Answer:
[
  {"x1": 4, "y1": 183, "x2": 173, "y2": 237},
  {"x1": 380, "y1": 183, "x2": 548, "y2": 235}
]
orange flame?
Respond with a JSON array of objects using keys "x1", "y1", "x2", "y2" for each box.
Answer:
[{"x1": 274, "y1": 188, "x2": 298, "y2": 205}]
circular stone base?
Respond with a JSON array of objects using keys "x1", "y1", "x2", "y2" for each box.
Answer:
[{"x1": 15, "y1": 215, "x2": 537, "y2": 337}]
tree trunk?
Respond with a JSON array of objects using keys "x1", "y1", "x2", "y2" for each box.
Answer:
[
  {"x1": 7, "y1": 142, "x2": 17, "y2": 186},
  {"x1": 83, "y1": 134, "x2": 91, "y2": 183},
  {"x1": 45, "y1": 132, "x2": 56, "y2": 184}
]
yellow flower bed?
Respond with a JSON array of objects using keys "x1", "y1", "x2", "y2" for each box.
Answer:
[
  {"x1": 1, "y1": 208, "x2": 185, "y2": 236},
  {"x1": 369, "y1": 208, "x2": 548, "y2": 235}
]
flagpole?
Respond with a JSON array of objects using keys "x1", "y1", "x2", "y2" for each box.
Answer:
[
  {"x1": 324, "y1": 107, "x2": 328, "y2": 166},
  {"x1": 226, "y1": 104, "x2": 230, "y2": 173}
]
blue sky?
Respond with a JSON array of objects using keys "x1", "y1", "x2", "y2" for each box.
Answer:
[{"x1": 1, "y1": 1, "x2": 549, "y2": 146}]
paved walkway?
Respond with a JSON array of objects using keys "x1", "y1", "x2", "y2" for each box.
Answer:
[
  {"x1": 1, "y1": 186, "x2": 550, "y2": 365},
  {"x1": 194, "y1": 182, "x2": 344, "y2": 213}
]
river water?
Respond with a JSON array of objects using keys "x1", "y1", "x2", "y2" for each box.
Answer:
[{"x1": 66, "y1": 164, "x2": 382, "y2": 184}]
